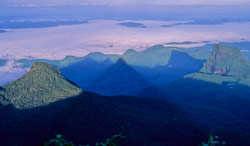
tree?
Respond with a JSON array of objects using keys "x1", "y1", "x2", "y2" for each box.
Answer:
[{"x1": 44, "y1": 134, "x2": 127, "y2": 146}]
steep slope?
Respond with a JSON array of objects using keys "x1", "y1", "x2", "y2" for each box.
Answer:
[
  {"x1": 0, "y1": 92, "x2": 205, "y2": 146},
  {"x1": 138, "y1": 45, "x2": 250, "y2": 140},
  {"x1": 200, "y1": 45, "x2": 250, "y2": 77},
  {"x1": 0, "y1": 62, "x2": 205, "y2": 146},
  {"x1": 89, "y1": 59, "x2": 150, "y2": 96},
  {"x1": 139, "y1": 75, "x2": 250, "y2": 138},
  {"x1": 0, "y1": 62, "x2": 82, "y2": 108}
]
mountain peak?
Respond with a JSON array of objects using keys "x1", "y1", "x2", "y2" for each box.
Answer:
[
  {"x1": 213, "y1": 44, "x2": 241, "y2": 54},
  {"x1": 200, "y1": 45, "x2": 250, "y2": 76},
  {"x1": 0, "y1": 62, "x2": 82, "y2": 108},
  {"x1": 30, "y1": 62, "x2": 61, "y2": 73},
  {"x1": 116, "y1": 58, "x2": 127, "y2": 64}
]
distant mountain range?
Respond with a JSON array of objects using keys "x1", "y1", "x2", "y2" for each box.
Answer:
[
  {"x1": 4, "y1": 41, "x2": 250, "y2": 72},
  {"x1": 60, "y1": 46, "x2": 205, "y2": 96},
  {"x1": 13, "y1": 44, "x2": 250, "y2": 96},
  {"x1": 1, "y1": 44, "x2": 250, "y2": 145}
]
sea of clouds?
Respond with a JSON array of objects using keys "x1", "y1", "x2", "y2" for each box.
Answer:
[{"x1": 0, "y1": 19, "x2": 250, "y2": 85}]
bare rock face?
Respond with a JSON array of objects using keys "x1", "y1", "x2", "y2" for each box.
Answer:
[{"x1": 200, "y1": 45, "x2": 250, "y2": 77}]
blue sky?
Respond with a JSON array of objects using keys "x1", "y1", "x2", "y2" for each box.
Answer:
[{"x1": 1, "y1": 0, "x2": 250, "y2": 7}]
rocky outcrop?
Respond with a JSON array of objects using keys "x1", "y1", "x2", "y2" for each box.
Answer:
[{"x1": 200, "y1": 45, "x2": 250, "y2": 77}]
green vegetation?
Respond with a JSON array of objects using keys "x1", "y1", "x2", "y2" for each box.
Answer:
[
  {"x1": 15, "y1": 44, "x2": 211, "y2": 70},
  {"x1": 185, "y1": 72, "x2": 250, "y2": 86},
  {"x1": 16, "y1": 56, "x2": 84, "y2": 68},
  {"x1": 178, "y1": 48, "x2": 211, "y2": 60},
  {"x1": 122, "y1": 45, "x2": 172, "y2": 67},
  {"x1": 44, "y1": 134, "x2": 127, "y2": 146},
  {"x1": 200, "y1": 45, "x2": 250, "y2": 77},
  {"x1": 182, "y1": 45, "x2": 250, "y2": 87},
  {"x1": 16, "y1": 52, "x2": 120, "y2": 69},
  {"x1": 199, "y1": 132, "x2": 226, "y2": 146},
  {"x1": 15, "y1": 44, "x2": 210, "y2": 70},
  {"x1": 44, "y1": 135, "x2": 74, "y2": 146},
  {"x1": 0, "y1": 62, "x2": 82, "y2": 108}
]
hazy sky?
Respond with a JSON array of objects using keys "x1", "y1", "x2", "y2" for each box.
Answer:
[{"x1": 1, "y1": 0, "x2": 250, "y2": 7}]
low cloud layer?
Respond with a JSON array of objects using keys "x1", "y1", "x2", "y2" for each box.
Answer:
[
  {"x1": 0, "y1": 20, "x2": 249, "y2": 60},
  {"x1": 0, "y1": 19, "x2": 250, "y2": 85}
]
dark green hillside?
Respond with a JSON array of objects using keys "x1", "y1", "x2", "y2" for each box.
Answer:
[
  {"x1": 139, "y1": 77, "x2": 250, "y2": 134},
  {"x1": 0, "y1": 92, "x2": 204, "y2": 146},
  {"x1": 200, "y1": 45, "x2": 250, "y2": 77},
  {"x1": 0, "y1": 62, "x2": 82, "y2": 108},
  {"x1": 138, "y1": 45, "x2": 250, "y2": 144},
  {"x1": 0, "y1": 62, "x2": 204, "y2": 146}
]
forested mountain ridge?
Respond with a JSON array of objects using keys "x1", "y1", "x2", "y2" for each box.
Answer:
[{"x1": 0, "y1": 62, "x2": 82, "y2": 108}]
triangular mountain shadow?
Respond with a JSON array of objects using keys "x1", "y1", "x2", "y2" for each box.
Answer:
[
  {"x1": 0, "y1": 62, "x2": 204, "y2": 146},
  {"x1": 88, "y1": 58, "x2": 151, "y2": 96},
  {"x1": 61, "y1": 58, "x2": 113, "y2": 90},
  {"x1": 0, "y1": 62, "x2": 82, "y2": 109}
]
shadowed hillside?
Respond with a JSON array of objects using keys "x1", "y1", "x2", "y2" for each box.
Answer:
[
  {"x1": 134, "y1": 50, "x2": 205, "y2": 85},
  {"x1": 61, "y1": 58, "x2": 113, "y2": 90},
  {"x1": 168, "y1": 51, "x2": 205, "y2": 71},
  {"x1": 138, "y1": 45, "x2": 250, "y2": 145},
  {"x1": 89, "y1": 58, "x2": 151, "y2": 96},
  {"x1": 61, "y1": 49, "x2": 204, "y2": 95},
  {"x1": 0, "y1": 62, "x2": 204, "y2": 146}
]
